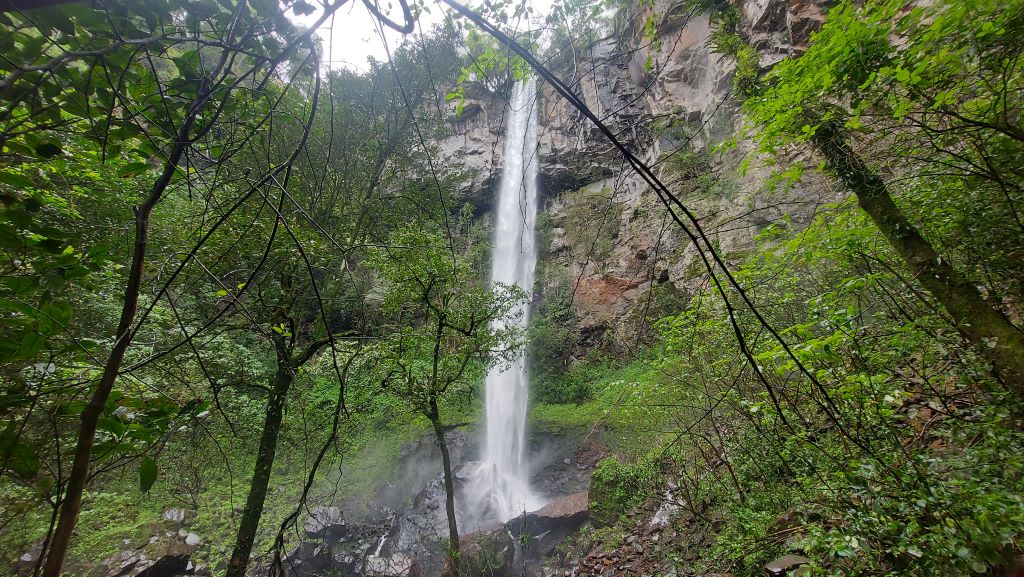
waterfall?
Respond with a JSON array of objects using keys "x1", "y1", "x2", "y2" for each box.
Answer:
[{"x1": 475, "y1": 78, "x2": 542, "y2": 523}]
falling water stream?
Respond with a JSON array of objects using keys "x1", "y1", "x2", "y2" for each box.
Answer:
[{"x1": 468, "y1": 78, "x2": 544, "y2": 524}]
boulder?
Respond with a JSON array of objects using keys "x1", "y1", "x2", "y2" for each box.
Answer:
[
  {"x1": 765, "y1": 554, "x2": 811, "y2": 576},
  {"x1": 162, "y1": 508, "x2": 187, "y2": 525},
  {"x1": 447, "y1": 528, "x2": 516, "y2": 577},
  {"x1": 365, "y1": 553, "x2": 422, "y2": 577},
  {"x1": 135, "y1": 555, "x2": 192, "y2": 577},
  {"x1": 329, "y1": 549, "x2": 360, "y2": 576},
  {"x1": 283, "y1": 542, "x2": 332, "y2": 577},
  {"x1": 506, "y1": 492, "x2": 589, "y2": 559},
  {"x1": 102, "y1": 553, "x2": 193, "y2": 577},
  {"x1": 14, "y1": 542, "x2": 43, "y2": 575},
  {"x1": 303, "y1": 506, "x2": 345, "y2": 539},
  {"x1": 101, "y1": 534, "x2": 193, "y2": 577}
]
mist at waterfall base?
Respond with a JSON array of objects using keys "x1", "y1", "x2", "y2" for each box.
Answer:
[{"x1": 460, "y1": 79, "x2": 547, "y2": 530}]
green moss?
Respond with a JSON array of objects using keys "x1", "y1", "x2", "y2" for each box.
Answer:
[
  {"x1": 589, "y1": 457, "x2": 658, "y2": 527},
  {"x1": 529, "y1": 278, "x2": 582, "y2": 404},
  {"x1": 560, "y1": 186, "x2": 619, "y2": 264},
  {"x1": 72, "y1": 491, "x2": 162, "y2": 562}
]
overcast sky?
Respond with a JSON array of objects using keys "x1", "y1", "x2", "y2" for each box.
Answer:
[{"x1": 293, "y1": 0, "x2": 553, "y2": 71}]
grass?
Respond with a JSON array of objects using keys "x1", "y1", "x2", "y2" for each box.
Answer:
[{"x1": 529, "y1": 353, "x2": 686, "y2": 458}]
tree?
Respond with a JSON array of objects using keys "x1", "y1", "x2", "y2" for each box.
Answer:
[
  {"x1": 216, "y1": 24, "x2": 468, "y2": 572},
  {"x1": 0, "y1": 0, "x2": 480, "y2": 569},
  {"x1": 367, "y1": 224, "x2": 524, "y2": 568},
  {"x1": 744, "y1": 0, "x2": 1024, "y2": 390},
  {"x1": 0, "y1": 1, "x2": 351, "y2": 573}
]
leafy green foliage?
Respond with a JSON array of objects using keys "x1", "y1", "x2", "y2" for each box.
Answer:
[
  {"x1": 564, "y1": 195, "x2": 1024, "y2": 575},
  {"x1": 0, "y1": 148, "x2": 116, "y2": 365},
  {"x1": 701, "y1": 2, "x2": 759, "y2": 95},
  {"x1": 2, "y1": 1, "x2": 1023, "y2": 576},
  {"x1": 0, "y1": 1, "x2": 470, "y2": 571},
  {"x1": 446, "y1": 26, "x2": 534, "y2": 113},
  {"x1": 0, "y1": 0, "x2": 303, "y2": 162},
  {"x1": 529, "y1": 284, "x2": 586, "y2": 404},
  {"x1": 542, "y1": 0, "x2": 617, "y2": 70},
  {"x1": 367, "y1": 224, "x2": 525, "y2": 417},
  {"x1": 590, "y1": 456, "x2": 658, "y2": 526}
]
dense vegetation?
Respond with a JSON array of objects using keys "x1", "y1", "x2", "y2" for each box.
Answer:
[
  {"x1": 1, "y1": 0, "x2": 1023, "y2": 576},
  {"x1": 557, "y1": 1, "x2": 1024, "y2": 576}
]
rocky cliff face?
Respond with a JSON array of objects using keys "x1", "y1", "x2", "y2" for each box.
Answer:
[{"x1": 442, "y1": 0, "x2": 833, "y2": 355}]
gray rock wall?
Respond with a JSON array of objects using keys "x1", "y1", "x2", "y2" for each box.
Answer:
[{"x1": 439, "y1": 0, "x2": 835, "y2": 354}]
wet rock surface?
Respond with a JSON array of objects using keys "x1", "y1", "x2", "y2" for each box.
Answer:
[
  {"x1": 384, "y1": 424, "x2": 602, "y2": 577},
  {"x1": 764, "y1": 554, "x2": 811, "y2": 576},
  {"x1": 427, "y1": 0, "x2": 834, "y2": 354},
  {"x1": 96, "y1": 532, "x2": 202, "y2": 577},
  {"x1": 509, "y1": 492, "x2": 590, "y2": 565},
  {"x1": 279, "y1": 518, "x2": 394, "y2": 577},
  {"x1": 250, "y1": 423, "x2": 602, "y2": 577},
  {"x1": 303, "y1": 506, "x2": 346, "y2": 539},
  {"x1": 133, "y1": 555, "x2": 192, "y2": 577},
  {"x1": 448, "y1": 492, "x2": 590, "y2": 577}
]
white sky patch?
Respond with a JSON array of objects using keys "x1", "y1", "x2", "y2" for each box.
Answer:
[{"x1": 291, "y1": 0, "x2": 554, "y2": 71}]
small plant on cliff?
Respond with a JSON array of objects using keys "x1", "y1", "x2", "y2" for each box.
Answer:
[
  {"x1": 561, "y1": 186, "x2": 619, "y2": 266},
  {"x1": 530, "y1": 283, "x2": 587, "y2": 404},
  {"x1": 683, "y1": 0, "x2": 761, "y2": 96},
  {"x1": 590, "y1": 456, "x2": 659, "y2": 526}
]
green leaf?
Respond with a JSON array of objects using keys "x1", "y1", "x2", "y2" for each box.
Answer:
[
  {"x1": 0, "y1": 172, "x2": 33, "y2": 189},
  {"x1": 0, "y1": 223, "x2": 23, "y2": 248},
  {"x1": 16, "y1": 331, "x2": 46, "y2": 359},
  {"x1": 40, "y1": 270, "x2": 66, "y2": 292},
  {"x1": 116, "y1": 162, "x2": 150, "y2": 177},
  {"x1": 97, "y1": 416, "x2": 127, "y2": 437},
  {"x1": 139, "y1": 456, "x2": 158, "y2": 492},
  {"x1": 2, "y1": 440, "x2": 40, "y2": 479},
  {"x1": 41, "y1": 300, "x2": 73, "y2": 327},
  {"x1": 63, "y1": 401, "x2": 87, "y2": 415}
]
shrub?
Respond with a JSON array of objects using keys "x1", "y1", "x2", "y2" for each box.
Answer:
[{"x1": 589, "y1": 457, "x2": 658, "y2": 526}]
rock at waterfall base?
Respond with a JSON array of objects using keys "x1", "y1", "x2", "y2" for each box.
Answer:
[
  {"x1": 450, "y1": 492, "x2": 591, "y2": 577},
  {"x1": 303, "y1": 506, "x2": 345, "y2": 539}
]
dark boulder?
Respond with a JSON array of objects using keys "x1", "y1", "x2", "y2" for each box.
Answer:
[
  {"x1": 445, "y1": 528, "x2": 516, "y2": 577},
  {"x1": 135, "y1": 555, "x2": 192, "y2": 577},
  {"x1": 765, "y1": 554, "x2": 811, "y2": 576},
  {"x1": 282, "y1": 542, "x2": 332, "y2": 577},
  {"x1": 365, "y1": 553, "x2": 422, "y2": 577},
  {"x1": 14, "y1": 542, "x2": 42, "y2": 576},
  {"x1": 507, "y1": 492, "x2": 589, "y2": 559},
  {"x1": 450, "y1": 492, "x2": 590, "y2": 576},
  {"x1": 303, "y1": 506, "x2": 345, "y2": 539}
]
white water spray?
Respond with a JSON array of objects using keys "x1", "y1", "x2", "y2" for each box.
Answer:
[{"x1": 472, "y1": 78, "x2": 543, "y2": 523}]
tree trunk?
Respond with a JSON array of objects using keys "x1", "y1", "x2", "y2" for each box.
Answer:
[
  {"x1": 813, "y1": 122, "x2": 1024, "y2": 389},
  {"x1": 226, "y1": 364, "x2": 294, "y2": 577},
  {"x1": 42, "y1": 143, "x2": 187, "y2": 577},
  {"x1": 429, "y1": 399, "x2": 461, "y2": 573}
]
